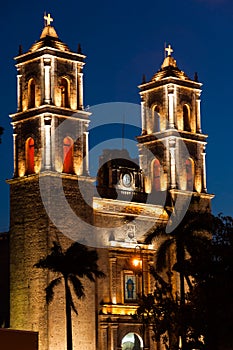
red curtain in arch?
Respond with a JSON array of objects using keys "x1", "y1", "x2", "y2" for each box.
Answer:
[
  {"x1": 153, "y1": 159, "x2": 161, "y2": 191},
  {"x1": 26, "y1": 138, "x2": 35, "y2": 174},
  {"x1": 186, "y1": 159, "x2": 193, "y2": 190},
  {"x1": 63, "y1": 137, "x2": 74, "y2": 173}
]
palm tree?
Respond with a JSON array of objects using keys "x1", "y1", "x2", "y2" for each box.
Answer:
[
  {"x1": 34, "y1": 241, "x2": 105, "y2": 350},
  {"x1": 145, "y1": 210, "x2": 213, "y2": 348}
]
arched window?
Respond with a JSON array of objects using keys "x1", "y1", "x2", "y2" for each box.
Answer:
[
  {"x1": 28, "y1": 79, "x2": 36, "y2": 108},
  {"x1": 183, "y1": 104, "x2": 191, "y2": 132},
  {"x1": 153, "y1": 105, "x2": 160, "y2": 132},
  {"x1": 186, "y1": 158, "x2": 194, "y2": 191},
  {"x1": 121, "y1": 333, "x2": 143, "y2": 350},
  {"x1": 153, "y1": 159, "x2": 161, "y2": 191},
  {"x1": 25, "y1": 137, "x2": 35, "y2": 174},
  {"x1": 63, "y1": 137, "x2": 74, "y2": 173},
  {"x1": 60, "y1": 78, "x2": 69, "y2": 108}
]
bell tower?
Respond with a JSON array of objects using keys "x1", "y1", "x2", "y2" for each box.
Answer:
[
  {"x1": 137, "y1": 45, "x2": 213, "y2": 212},
  {"x1": 8, "y1": 14, "x2": 95, "y2": 350},
  {"x1": 13, "y1": 13, "x2": 90, "y2": 178}
]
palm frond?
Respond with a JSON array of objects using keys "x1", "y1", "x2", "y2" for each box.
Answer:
[
  {"x1": 65, "y1": 243, "x2": 105, "y2": 280},
  {"x1": 156, "y1": 238, "x2": 175, "y2": 272},
  {"x1": 150, "y1": 266, "x2": 171, "y2": 292},
  {"x1": 34, "y1": 241, "x2": 64, "y2": 273},
  {"x1": 45, "y1": 277, "x2": 62, "y2": 304},
  {"x1": 185, "y1": 234, "x2": 211, "y2": 257},
  {"x1": 177, "y1": 211, "x2": 213, "y2": 234},
  {"x1": 144, "y1": 223, "x2": 168, "y2": 245},
  {"x1": 66, "y1": 283, "x2": 78, "y2": 315},
  {"x1": 69, "y1": 274, "x2": 85, "y2": 299}
]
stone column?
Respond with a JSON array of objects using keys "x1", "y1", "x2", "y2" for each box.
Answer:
[
  {"x1": 100, "y1": 324, "x2": 108, "y2": 350},
  {"x1": 196, "y1": 93, "x2": 202, "y2": 133},
  {"x1": 83, "y1": 130, "x2": 89, "y2": 174},
  {"x1": 168, "y1": 85, "x2": 175, "y2": 128},
  {"x1": 110, "y1": 257, "x2": 117, "y2": 304},
  {"x1": 78, "y1": 70, "x2": 84, "y2": 109},
  {"x1": 169, "y1": 137, "x2": 176, "y2": 189},
  {"x1": 110, "y1": 323, "x2": 118, "y2": 350},
  {"x1": 13, "y1": 132, "x2": 17, "y2": 177},
  {"x1": 202, "y1": 145, "x2": 207, "y2": 192},
  {"x1": 44, "y1": 116, "x2": 52, "y2": 170},
  {"x1": 17, "y1": 70, "x2": 22, "y2": 111},
  {"x1": 44, "y1": 57, "x2": 51, "y2": 104},
  {"x1": 141, "y1": 98, "x2": 146, "y2": 134}
]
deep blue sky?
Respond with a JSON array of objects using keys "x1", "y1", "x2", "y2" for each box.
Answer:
[{"x1": 0, "y1": 0, "x2": 232, "y2": 231}]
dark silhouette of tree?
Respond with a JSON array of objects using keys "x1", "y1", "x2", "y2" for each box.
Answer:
[
  {"x1": 188, "y1": 214, "x2": 233, "y2": 350},
  {"x1": 34, "y1": 241, "x2": 105, "y2": 350},
  {"x1": 144, "y1": 210, "x2": 213, "y2": 348},
  {"x1": 138, "y1": 213, "x2": 233, "y2": 350},
  {"x1": 135, "y1": 267, "x2": 207, "y2": 350}
]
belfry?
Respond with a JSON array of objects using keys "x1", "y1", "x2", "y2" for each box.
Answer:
[{"x1": 7, "y1": 14, "x2": 213, "y2": 350}]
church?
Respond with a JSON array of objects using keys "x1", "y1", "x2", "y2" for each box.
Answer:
[{"x1": 4, "y1": 13, "x2": 213, "y2": 350}]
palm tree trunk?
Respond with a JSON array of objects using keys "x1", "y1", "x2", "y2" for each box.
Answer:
[{"x1": 64, "y1": 276, "x2": 73, "y2": 350}]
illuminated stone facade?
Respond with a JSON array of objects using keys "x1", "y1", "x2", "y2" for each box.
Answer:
[{"x1": 8, "y1": 16, "x2": 213, "y2": 350}]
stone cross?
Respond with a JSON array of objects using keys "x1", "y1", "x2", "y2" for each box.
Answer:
[
  {"x1": 44, "y1": 13, "x2": 53, "y2": 26},
  {"x1": 165, "y1": 44, "x2": 173, "y2": 57}
]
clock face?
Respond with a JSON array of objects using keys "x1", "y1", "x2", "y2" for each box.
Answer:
[{"x1": 122, "y1": 173, "x2": 132, "y2": 187}]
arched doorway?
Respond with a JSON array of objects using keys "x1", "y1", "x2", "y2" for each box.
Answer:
[{"x1": 121, "y1": 332, "x2": 143, "y2": 350}]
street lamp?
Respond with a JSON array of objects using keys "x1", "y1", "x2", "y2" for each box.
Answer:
[
  {"x1": 132, "y1": 245, "x2": 145, "y2": 349},
  {"x1": 132, "y1": 245, "x2": 144, "y2": 296}
]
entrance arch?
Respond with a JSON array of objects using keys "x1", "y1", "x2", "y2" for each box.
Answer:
[{"x1": 121, "y1": 332, "x2": 143, "y2": 350}]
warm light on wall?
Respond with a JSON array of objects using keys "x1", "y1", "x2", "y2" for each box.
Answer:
[
  {"x1": 55, "y1": 159, "x2": 63, "y2": 173},
  {"x1": 178, "y1": 170, "x2": 187, "y2": 191},
  {"x1": 73, "y1": 158, "x2": 83, "y2": 176},
  {"x1": 132, "y1": 258, "x2": 142, "y2": 268},
  {"x1": 101, "y1": 304, "x2": 138, "y2": 316},
  {"x1": 144, "y1": 177, "x2": 151, "y2": 193},
  {"x1": 34, "y1": 163, "x2": 41, "y2": 174},
  {"x1": 18, "y1": 168, "x2": 25, "y2": 177},
  {"x1": 195, "y1": 175, "x2": 202, "y2": 193},
  {"x1": 160, "y1": 172, "x2": 167, "y2": 191}
]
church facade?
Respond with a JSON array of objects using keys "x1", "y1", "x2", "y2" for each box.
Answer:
[{"x1": 7, "y1": 14, "x2": 213, "y2": 350}]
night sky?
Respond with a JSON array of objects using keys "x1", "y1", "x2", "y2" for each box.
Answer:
[{"x1": 0, "y1": 0, "x2": 232, "y2": 232}]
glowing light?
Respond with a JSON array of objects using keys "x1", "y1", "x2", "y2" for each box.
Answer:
[
  {"x1": 18, "y1": 168, "x2": 25, "y2": 177},
  {"x1": 179, "y1": 335, "x2": 182, "y2": 349},
  {"x1": 101, "y1": 304, "x2": 138, "y2": 316},
  {"x1": 132, "y1": 258, "x2": 142, "y2": 268}
]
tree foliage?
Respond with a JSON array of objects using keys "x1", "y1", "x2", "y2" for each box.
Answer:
[
  {"x1": 188, "y1": 214, "x2": 233, "y2": 350},
  {"x1": 136, "y1": 213, "x2": 233, "y2": 350},
  {"x1": 34, "y1": 241, "x2": 105, "y2": 350}
]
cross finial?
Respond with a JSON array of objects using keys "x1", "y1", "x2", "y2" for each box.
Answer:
[
  {"x1": 44, "y1": 13, "x2": 53, "y2": 27},
  {"x1": 165, "y1": 44, "x2": 173, "y2": 57}
]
